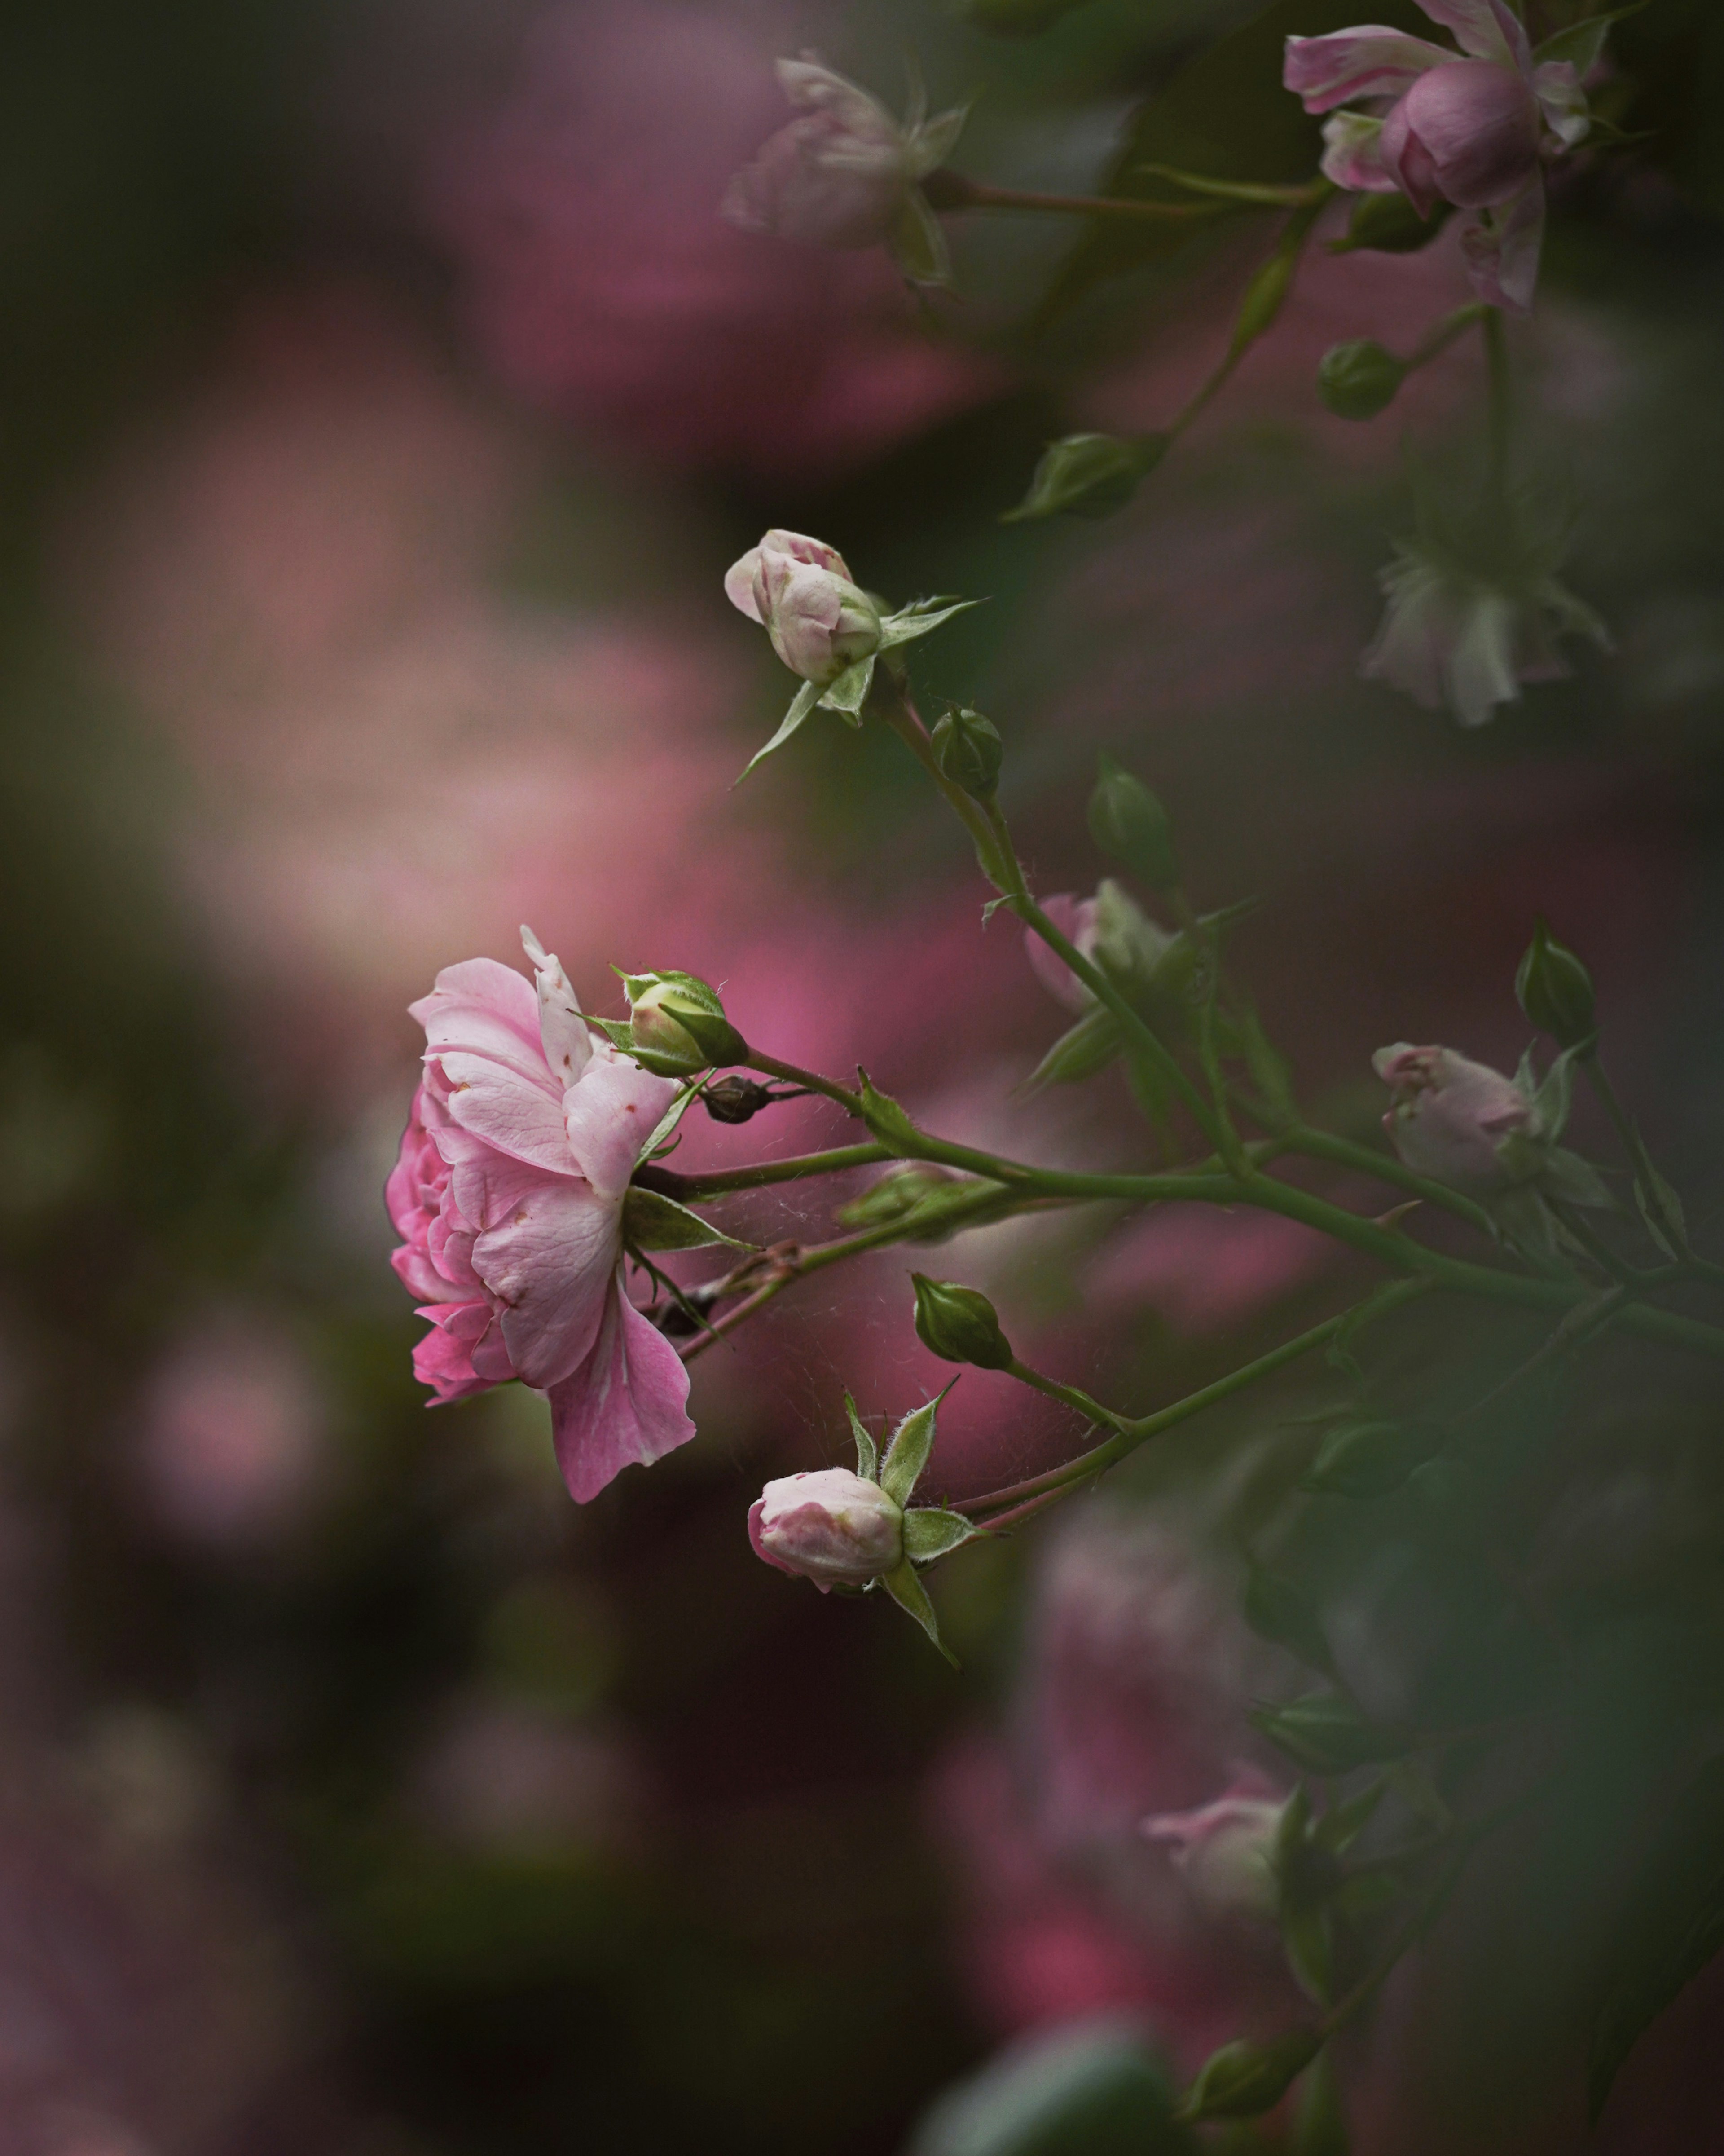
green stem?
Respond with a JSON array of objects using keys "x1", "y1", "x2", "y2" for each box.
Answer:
[
  {"x1": 746, "y1": 1051, "x2": 863, "y2": 1118},
  {"x1": 940, "y1": 177, "x2": 1229, "y2": 224},
  {"x1": 1006, "y1": 1358, "x2": 1131, "y2": 1436},
  {"x1": 643, "y1": 1142, "x2": 893, "y2": 1199},
  {"x1": 1581, "y1": 1049, "x2": 1690, "y2": 1257},
  {"x1": 1483, "y1": 306, "x2": 1511, "y2": 507},
  {"x1": 1273, "y1": 1124, "x2": 1497, "y2": 1237}
]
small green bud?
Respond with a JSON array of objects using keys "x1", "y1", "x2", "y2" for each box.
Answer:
[
  {"x1": 1231, "y1": 245, "x2": 1299, "y2": 352},
  {"x1": 911, "y1": 1273, "x2": 1013, "y2": 1371},
  {"x1": 1087, "y1": 753, "x2": 1179, "y2": 889},
  {"x1": 1515, "y1": 917, "x2": 1597, "y2": 1050},
  {"x1": 1317, "y1": 339, "x2": 1407, "y2": 421},
  {"x1": 1249, "y1": 1692, "x2": 1407, "y2": 1777},
  {"x1": 930, "y1": 706, "x2": 1004, "y2": 799},
  {"x1": 1178, "y1": 2030, "x2": 1324, "y2": 2122},
  {"x1": 1327, "y1": 191, "x2": 1452, "y2": 255},
  {"x1": 1003, "y1": 432, "x2": 1168, "y2": 523},
  {"x1": 621, "y1": 970, "x2": 748, "y2": 1073}
]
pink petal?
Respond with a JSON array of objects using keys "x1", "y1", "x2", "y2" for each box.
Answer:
[
  {"x1": 1394, "y1": 61, "x2": 1540, "y2": 207},
  {"x1": 748, "y1": 1497, "x2": 800, "y2": 1579},
  {"x1": 1282, "y1": 28, "x2": 1449, "y2": 112},
  {"x1": 412, "y1": 1301, "x2": 500, "y2": 1401},
  {"x1": 520, "y1": 926, "x2": 593, "y2": 1090},
  {"x1": 561, "y1": 1050, "x2": 678, "y2": 1201},
  {"x1": 1379, "y1": 97, "x2": 1443, "y2": 217},
  {"x1": 1319, "y1": 111, "x2": 1400, "y2": 192},
  {"x1": 547, "y1": 1279, "x2": 695, "y2": 1504},
  {"x1": 1025, "y1": 894, "x2": 1097, "y2": 1014},
  {"x1": 473, "y1": 1177, "x2": 621, "y2": 1389},
  {"x1": 1415, "y1": 0, "x2": 1530, "y2": 72},
  {"x1": 391, "y1": 1242, "x2": 448, "y2": 1301},
  {"x1": 409, "y1": 958, "x2": 548, "y2": 1085},
  {"x1": 1459, "y1": 178, "x2": 1544, "y2": 311},
  {"x1": 724, "y1": 548, "x2": 764, "y2": 622},
  {"x1": 436, "y1": 1050, "x2": 579, "y2": 1176}
]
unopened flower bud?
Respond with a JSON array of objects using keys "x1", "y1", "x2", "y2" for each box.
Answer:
[
  {"x1": 1003, "y1": 432, "x2": 1168, "y2": 523},
  {"x1": 701, "y1": 1076, "x2": 775, "y2": 1124},
  {"x1": 1515, "y1": 918, "x2": 1596, "y2": 1050},
  {"x1": 1087, "y1": 754, "x2": 1179, "y2": 890},
  {"x1": 1372, "y1": 1041, "x2": 1533, "y2": 1193},
  {"x1": 1318, "y1": 339, "x2": 1407, "y2": 421},
  {"x1": 1143, "y1": 1785, "x2": 1287, "y2": 1922},
  {"x1": 724, "y1": 529, "x2": 883, "y2": 686},
  {"x1": 911, "y1": 1273, "x2": 1012, "y2": 1370},
  {"x1": 931, "y1": 706, "x2": 1003, "y2": 799},
  {"x1": 748, "y1": 1467, "x2": 904, "y2": 1590},
  {"x1": 623, "y1": 971, "x2": 748, "y2": 1074}
]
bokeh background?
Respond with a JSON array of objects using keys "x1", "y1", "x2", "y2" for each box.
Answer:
[{"x1": 4, "y1": 0, "x2": 1724, "y2": 2149}]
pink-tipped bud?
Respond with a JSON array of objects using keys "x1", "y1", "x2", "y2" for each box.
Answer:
[
  {"x1": 1143, "y1": 1783, "x2": 1286, "y2": 1922},
  {"x1": 748, "y1": 1468, "x2": 904, "y2": 1591},
  {"x1": 724, "y1": 529, "x2": 883, "y2": 686},
  {"x1": 1372, "y1": 1041, "x2": 1533, "y2": 1193}
]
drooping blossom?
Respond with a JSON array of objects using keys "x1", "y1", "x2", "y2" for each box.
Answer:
[
  {"x1": 1143, "y1": 1780, "x2": 1288, "y2": 1924},
  {"x1": 722, "y1": 56, "x2": 966, "y2": 286},
  {"x1": 724, "y1": 530, "x2": 882, "y2": 687},
  {"x1": 748, "y1": 1466, "x2": 905, "y2": 1590},
  {"x1": 387, "y1": 927, "x2": 695, "y2": 1503},
  {"x1": 1284, "y1": 0, "x2": 1594, "y2": 309},
  {"x1": 1362, "y1": 534, "x2": 1610, "y2": 728}
]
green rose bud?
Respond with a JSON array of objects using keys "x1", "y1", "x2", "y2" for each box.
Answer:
[
  {"x1": 911, "y1": 1273, "x2": 1013, "y2": 1371},
  {"x1": 1515, "y1": 918, "x2": 1597, "y2": 1050},
  {"x1": 1317, "y1": 339, "x2": 1407, "y2": 421},
  {"x1": 1003, "y1": 432, "x2": 1169, "y2": 523},
  {"x1": 930, "y1": 706, "x2": 1003, "y2": 800},
  {"x1": 1087, "y1": 753, "x2": 1179, "y2": 890},
  {"x1": 620, "y1": 970, "x2": 749, "y2": 1074}
]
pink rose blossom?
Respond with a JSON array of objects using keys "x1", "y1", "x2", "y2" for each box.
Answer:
[
  {"x1": 748, "y1": 1467, "x2": 903, "y2": 1590},
  {"x1": 724, "y1": 529, "x2": 882, "y2": 685},
  {"x1": 1025, "y1": 884, "x2": 1177, "y2": 1012},
  {"x1": 1143, "y1": 1778, "x2": 1288, "y2": 1923},
  {"x1": 1372, "y1": 1040, "x2": 1532, "y2": 1192},
  {"x1": 387, "y1": 927, "x2": 695, "y2": 1503},
  {"x1": 722, "y1": 60, "x2": 915, "y2": 252},
  {"x1": 1284, "y1": 0, "x2": 1592, "y2": 310}
]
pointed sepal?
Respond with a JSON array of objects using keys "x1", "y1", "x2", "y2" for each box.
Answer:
[
  {"x1": 880, "y1": 1391, "x2": 946, "y2": 1507},
  {"x1": 735, "y1": 677, "x2": 822, "y2": 785},
  {"x1": 880, "y1": 1556, "x2": 958, "y2": 1666},
  {"x1": 622, "y1": 1187, "x2": 752, "y2": 1254},
  {"x1": 876, "y1": 597, "x2": 979, "y2": 649},
  {"x1": 844, "y1": 1393, "x2": 880, "y2": 1484},
  {"x1": 902, "y1": 1507, "x2": 981, "y2": 1564}
]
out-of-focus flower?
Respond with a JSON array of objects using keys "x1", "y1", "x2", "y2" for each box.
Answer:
[
  {"x1": 748, "y1": 1467, "x2": 904, "y2": 1589},
  {"x1": 725, "y1": 530, "x2": 882, "y2": 686},
  {"x1": 722, "y1": 55, "x2": 967, "y2": 287},
  {"x1": 428, "y1": 4, "x2": 994, "y2": 475},
  {"x1": 388, "y1": 930, "x2": 695, "y2": 1503},
  {"x1": 1285, "y1": 0, "x2": 1595, "y2": 309},
  {"x1": 1025, "y1": 884, "x2": 1180, "y2": 1014},
  {"x1": 1373, "y1": 1041, "x2": 1533, "y2": 1192},
  {"x1": 1142, "y1": 1781, "x2": 1287, "y2": 1924},
  {"x1": 1363, "y1": 533, "x2": 1611, "y2": 728}
]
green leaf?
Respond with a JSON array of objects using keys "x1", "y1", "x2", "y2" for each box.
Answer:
[
  {"x1": 1282, "y1": 1899, "x2": 1332, "y2": 2006},
  {"x1": 642, "y1": 1081, "x2": 700, "y2": 1160},
  {"x1": 817, "y1": 655, "x2": 877, "y2": 721},
  {"x1": 621, "y1": 1187, "x2": 751, "y2": 1254},
  {"x1": 906, "y1": 2019, "x2": 1193, "y2": 2156},
  {"x1": 1535, "y1": 4, "x2": 1642, "y2": 78},
  {"x1": 1250, "y1": 1693, "x2": 1408, "y2": 1777},
  {"x1": 736, "y1": 678, "x2": 822, "y2": 784},
  {"x1": 888, "y1": 187, "x2": 951, "y2": 288},
  {"x1": 877, "y1": 598, "x2": 980, "y2": 648},
  {"x1": 856, "y1": 1067, "x2": 921, "y2": 1151},
  {"x1": 1326, "y1": 190, "x2": 1452, "y2": 254},
  {"x1": 1588, "y1": 1753, "x2": 1724, "y2": 2122},
  {"x1": 1237, "y1": 999, "x2": 1297, "y2": 1122},
  {"x1": 1002, "y1": 433, "x2": 1167, "y2": 523},
  {"x1": 1021, "y1": 1006, "x2": 1123, "y2": 1093},
  {"x1": 1299, "y1": 1420, "x2": 1431, "y2": 1500},
  {"x1": 844, "y1": 1393, "x2": 879, "y2": 1483},
  {"x1": 1313, "y1": 1780, "x2": 1384, "y2": 1857},
  {"x1": 1634, "y1": 1161, "x2": 1687, "y2": 1257},
  {"x1": 1529, "y1": 1039, "x2": 1588, "y2": 1141},
  {"x1": 1177, "y1": 2029, "x2": 1323, "y2": 2122},
  {"x1": 881, "y1": 1556, "x2": 958, "y2": 1666},
  {"x1": 1538, "y1": 1145, "x2": 1614, "y2": 1211},
  {"x1": 903, "y1": 1507, "x2": 981, "y2": 1564},
  {"x1": 1244, "y1": 1565, "x2": 1336, "y2": 1677},
  {"x1": 881, "y1": 1395, "x2": 944, "y2": 1507}
]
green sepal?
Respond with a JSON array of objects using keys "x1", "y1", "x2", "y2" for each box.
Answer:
[
  {"x1": 1249, "y1": 1692, "x2": 1408, "y2": 1777},
  {"x1": 1299, "y1": 1418, "x2": 1432, "y2": 1501},
  {"x1": 621, "y1": 1186, "x2": 750, "y2": 1254},
  {"x1": 1313, "y1": 1778, "x2": 1384, "y2": 1857},
  {"x1": 844, "y1": 1393, "x2": 880, "y2": 1483},
  {"x1": 856, "y1": 1067, "x2": 921, "y2": 1151},
  {"x1": 1282, "y1": 1900, "x2": 1333, "y2": 2008},
  {"x1": 1243, "y1": 1565, "x2": 1336, "y2": 1678},
  {"x1": 1534, "y1": 3, "x2": 1642, "y2": 77},
  {"x1": 876, "y1": 597, "x2": 979, "y2": 649},
  {"x1": 1176, "y1": 2030, "x2": 1323, "y2": 2122},
  {"x1": 591, "y1": 1017, "x2": 635, "y2": 1051},
  {"x1": 1527, "y1": 1038, "x2": 1589, "y2": 1142},
  {"x1": 735, "y1": 677, "x2": 822, "y2": 784},
  {"x1": 817, "y1": 654, "x2": 877, "y2": 722},
  {"x1": 1003, "y1": 432, "x2": 1168, "y2": 523},
  {"x1": 880, "y1": 1556, "x2": 958, "y2": 1667},
  {"x1": 903, "y1": 1507, "x2": 980, "y2": 1564},
  {"x1": 887, "y1": 187, "x2": 951, "y2": 288},
  {"x1": 880, "y1": 1391, "x2": 948, "y2": 1508},
  {"x1": 1634, "y1": 1162, "x2": 1687, "y2": 1257},
  {"x1": 1539, "y1": 1145, "x2": 1614, "y2": 1211},
  {"x1": 1021, "y1": 1006, "x2": 1124, "y2": 1094},
  {"x1": 642, "y1": 1081, "x2": 699, "y2": 1161},
  {"x1": 1327, "y1": 190, "x2": 1452, "y2": 255}
]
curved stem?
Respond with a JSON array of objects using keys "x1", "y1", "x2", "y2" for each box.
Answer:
[
  {"x1": 931, "y1": 176, "x2": 1230, "y2": 224},
  {"x1": 642, "y1": 1142, "x2": 893, "y2": 1200}
]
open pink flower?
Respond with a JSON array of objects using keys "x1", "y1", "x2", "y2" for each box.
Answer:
[
  {"x1": 1284, "y1": 0, "x2": 1592, "y2": 310},
  {"x1": 387, "y1": 927, "x2": 695, "y2": 1503}
]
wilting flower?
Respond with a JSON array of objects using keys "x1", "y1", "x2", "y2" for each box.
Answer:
[
  {"x1": 1284, "y1": 0, "x2": 1596, "y2": 309},
  {"x1": 1363, "y1": 532, "x2": 1611, "y2": 729},
  {"x1": 1143, "y1": 1781, "x2": 1288, "y2": 1923},
  {"x1": 722, "y1": 56, "x2": 966, "y2": 286},
  {"x1": 387, "y1": 927, "x2": 695, "y2": 1503},
  {"x1": 749, "y1": 1467, "x2": 905, "y2": 1589},
  {"x1": 725, "y1": 530, "x2": 882, "y2": 687}
]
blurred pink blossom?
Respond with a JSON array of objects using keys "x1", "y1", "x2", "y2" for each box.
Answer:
[{"x1": 426, "y1": 3, "x2": 997, "y2": 475}]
